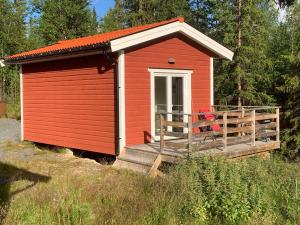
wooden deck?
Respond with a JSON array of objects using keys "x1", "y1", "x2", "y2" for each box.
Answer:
[
  {"x1": 128, "y1": 139, "x2": 280, "y2": 163},
  {"x1": 115, "y1": 106, "x2": 281, "y2": 176}
]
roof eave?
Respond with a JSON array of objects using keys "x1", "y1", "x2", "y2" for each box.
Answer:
[{"x1": 5, "y1": 42, "x2": 111, "y2": 65}]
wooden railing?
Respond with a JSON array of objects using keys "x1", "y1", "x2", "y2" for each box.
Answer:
[{"x1": 159, "y1": 106, "x2": 280, "y2": 156}]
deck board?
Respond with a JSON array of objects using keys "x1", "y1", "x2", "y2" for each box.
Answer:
[{"x1": 127, "y1": 140, "x2": 280, "y2": 162}]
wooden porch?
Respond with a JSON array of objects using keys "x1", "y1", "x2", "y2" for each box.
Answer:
[{"x1": 114, "y1": 106, "x2": 281, "y2": 176}]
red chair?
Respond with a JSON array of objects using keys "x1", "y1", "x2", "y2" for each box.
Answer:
[{"x1": 199, "y1": 108, "x2": 221, "y2": 141}]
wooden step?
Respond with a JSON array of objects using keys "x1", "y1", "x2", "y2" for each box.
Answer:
[
  {"x1": 113, "y1": 159, "x2": 151, "y2": 174},
  {"x1": 113, "y1": 147, "x2": 159, "y2": 174}
]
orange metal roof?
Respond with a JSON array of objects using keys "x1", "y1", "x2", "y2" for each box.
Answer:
[{"x1": 6, "y1": 17, "x2": 184, "y2": 61}]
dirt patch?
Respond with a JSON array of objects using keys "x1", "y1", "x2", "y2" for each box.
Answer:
[
  {"x1": 0, "y1": 141, "x2": 108, "y2": 174},
  {"x1": 0, "y1": 119, "x2": 20, "y2": 143}
]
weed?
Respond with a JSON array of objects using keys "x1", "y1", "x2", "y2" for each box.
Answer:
[{"x1": 0, "y1": 149, "x2": 299, "y2": 225}]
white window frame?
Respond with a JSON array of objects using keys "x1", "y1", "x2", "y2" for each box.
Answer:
[{"x1": 149, "y1": 68, "x2": 192, "y2": 142}]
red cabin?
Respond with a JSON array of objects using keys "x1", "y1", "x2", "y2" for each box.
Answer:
[{"x1": 4, "y1": 17, "x2": 233, "y2": 156}]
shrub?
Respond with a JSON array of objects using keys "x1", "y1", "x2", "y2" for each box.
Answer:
[
  {"x1": 5, "y1": 103, "x2": 21, "y2": 120},
  {"x1": 169, "y1": 156, "x2": 300, "y2": 225}
]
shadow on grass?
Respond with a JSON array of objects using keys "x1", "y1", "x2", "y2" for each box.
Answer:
[{"x1": 0, "y1": 162, "x2": 51, "y2": 224}]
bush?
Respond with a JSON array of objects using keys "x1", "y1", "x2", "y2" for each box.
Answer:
[
  {"x1": 5, "y1": 103, "x2": 21, "y2": 120},
  {"x1": 169, "y1": 156, "x2": 300, "y2": 225}
]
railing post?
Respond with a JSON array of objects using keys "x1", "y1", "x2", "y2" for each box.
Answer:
[
  {"x1": 240, "y1": 107, "x2": 245, "y2": 136},
  {"x1": 223, "y1": 112, "x2": 228, "y2": 150},
  {"x1": 251, "y1": 110, "x2": 256, "y2": 146},
  {"x1": 160, "y1": 114, "x2": 165, "y2": 153},
  {"x1": 188, "y1": 114, "x2": 193, "y2": 158},
  {"x1": 276, "y1": 108, "x2": 280, "y2": 142}
]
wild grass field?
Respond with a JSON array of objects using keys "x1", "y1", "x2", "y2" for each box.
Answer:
[{"x1": 0, "y1": 142, "x2": 299, "y2": 225}]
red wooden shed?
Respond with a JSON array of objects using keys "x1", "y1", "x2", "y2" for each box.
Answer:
[{"x1": 4, "y1": 17, "x2": 233, "y2": 156}]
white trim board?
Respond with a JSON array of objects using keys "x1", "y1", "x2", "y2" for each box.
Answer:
[
  {"x1": 111, "y1": 22, "x2": 234, "y2": 60},
  {"x1": 149, "y1": 68, "x2": 192, "y2": 142},
  {"x1": 118, "y1": 50, "x2": 126, "y2": 153},
  {"x1": 210, "y1": 58, "x2": 214, "y2": 106},
  {"x1": 20, "y1": 65, "x2": 24, "y2": 141}
]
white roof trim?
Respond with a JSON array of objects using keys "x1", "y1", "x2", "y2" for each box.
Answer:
[{"x1": 110, "y1": 21, "x2": 234, "y2": 60}]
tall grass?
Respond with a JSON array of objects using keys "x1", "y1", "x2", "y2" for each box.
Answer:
[
  {"x1": 169, "y1": 156, "x2": 300, "y2": 225},
  {"x1": 1, "y1": 156, "x2": 299, "y2": 225},
  {"x1": 5, "y1": 103, "x2": 20, "y2": 120}
]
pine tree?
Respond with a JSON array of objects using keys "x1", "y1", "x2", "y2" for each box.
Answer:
[
  {"x1": 100, "y1": 0, "x2": 126, "y2": 32},
  {"x1": 191, "y1": 0, "x2": 277, "y2": 106},
  {"x1": 0, "y1": 0, "x2": 27, "y2": 56},
  {"x1": 0, "y1": 0, "x2": 27, "y2": 102},
  {"x1": 100, "y1": 0, "x2": 191, "y2": 32},
  {"x1": 275, "y1": 2, "x2": 300, "y2": 159},
  {"x1": 37, "y1": 0, "x2": 98, "y2": 45}
]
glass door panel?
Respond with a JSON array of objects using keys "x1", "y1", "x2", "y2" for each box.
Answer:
[
  {"x1": 172, "y1": 77, "x2": 184, "y2": 132},
  {"x1": 155, "y1": 77, "x2": 167, "y2": 136}
]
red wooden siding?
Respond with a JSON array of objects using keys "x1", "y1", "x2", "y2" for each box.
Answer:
[
  {"x1": 22, "y1": 55, "x2": 117, "y2": 155},
  {"x1": 125, "y1": 34, "x2": 214, "y2": 146}
]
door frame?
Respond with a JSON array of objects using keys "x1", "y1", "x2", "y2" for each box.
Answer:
[{"x1": 149, "y1": 68, "x2": 193, "y2": 142}]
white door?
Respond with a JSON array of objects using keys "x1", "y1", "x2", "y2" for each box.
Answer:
[{"x1": 149, "y1": 69, "x2": 192, "y2": 141}]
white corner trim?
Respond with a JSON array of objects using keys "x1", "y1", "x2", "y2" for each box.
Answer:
[
  {"x1": 149, "y1": 68, "x2": 192, "y2": 141},
  {"x1": 118, "y1": 50, "x2": 126, "y2": 153},
  {"x1": 111, "y1": 22, "x2": 234, "y2": 60},
  {"x1": 20, "y1": 65, "x2": 24, "y2": 141},
  {"x1": 210, "y1": 58, "x2": 214, "y2": 106}
]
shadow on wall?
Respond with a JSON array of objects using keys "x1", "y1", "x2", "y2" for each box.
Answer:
[
  {"x1": 144, "y1": 131, "x2": 152, "y2": 143},
  {"x1": 0, "y1": 162, "x2": 51, "y2": 224}
]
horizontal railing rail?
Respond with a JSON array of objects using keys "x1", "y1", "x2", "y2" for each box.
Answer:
[{"x1": 159, "y1": 106, "x2": 280, "y2": 157}]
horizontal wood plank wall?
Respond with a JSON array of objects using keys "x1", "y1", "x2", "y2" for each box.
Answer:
[
  {"x1": 125, "y1": 33, "x2": 213, "y2": 146},
  {"x1": 22, "y1": 55, "x2": 117, "y2": 155}
]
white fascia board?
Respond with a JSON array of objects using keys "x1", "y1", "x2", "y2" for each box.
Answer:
[
  {"x1": 111, "y1": 22, "x2": 181, "y2": 52},
  {"x1": 110, "y1": 22, "x2": 234, "y2": 61},
  {"x1": 180, "y1": 23, "x2": 234, "y2": 60}
]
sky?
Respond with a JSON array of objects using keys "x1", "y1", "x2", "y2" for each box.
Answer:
[{"x1": 91, "y1": 0, "x2": 115, "y2": 18}]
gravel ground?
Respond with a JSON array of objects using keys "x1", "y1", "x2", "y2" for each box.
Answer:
[{"x1": 0, "y1": 119, "x2": 21, "y2": 143}]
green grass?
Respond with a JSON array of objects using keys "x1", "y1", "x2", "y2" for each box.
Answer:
[
  {"x1": 5, "y1": 103, "x2": 21, "y2": 120},
  {"x1": 0, "y1": 141, "x2": 35, "y2": 151},
  {"x1": 0, "y1": 149, "x2": 299, "y2": 225}
]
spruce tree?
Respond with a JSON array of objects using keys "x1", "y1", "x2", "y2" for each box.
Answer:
[
  {"x1": 191, "y1": 0, "x2": 277, "y2": 106},
  {"x1": 37, "y1": 0, "x2": 98, "y2": 45},
  {"x1": 100, "y1": 0, "x2": 191, "y2": 32},
  {"x1": 275, "y1": 2, "x2": 300, "y2": 159},
  {"x1": 100, "y1": 0, "x2": 126, "y2": 32},
  {"x1": 0, "y1": 0, "x2": 27, "y2": 102}
]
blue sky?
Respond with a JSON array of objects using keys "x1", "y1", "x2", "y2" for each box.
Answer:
[{"x1": 90, "y1": 0, "x2": 115, "y2": 18}]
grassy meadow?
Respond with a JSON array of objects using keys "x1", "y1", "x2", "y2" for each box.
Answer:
[{"x1": 0, "y1": 143, "x2": 299, "y2": 225}]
